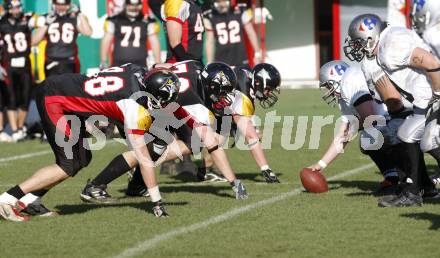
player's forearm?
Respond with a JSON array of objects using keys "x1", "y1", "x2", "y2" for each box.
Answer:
[
  {"x1": 100, "y1": 35, "x2": 113, "y2": 63},
  {"x1": 236, "y1": 115, "x2": 268, "y2": 167},
  {"x1": 244, "y1": 23, "x2": 261, "y2": 54},
  {"x1": 31, "y1": 27, "x2": 47, "y2": 46},
  {"x1": 205, "y1": 32, "x2": 215, "y2": 64},
  {"x1": 78, "y1": 14, "x2": 93, "y2": 36},
  {"x1": 149, "y1": 35, "x2": 162, "y2": 64},
  {"x1": 166, "y1": 20, "x2": 183, "y2": 48}
]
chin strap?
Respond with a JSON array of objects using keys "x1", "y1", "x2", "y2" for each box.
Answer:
[{"x1": 427, "y1": 67, "x2": 440, "y2": 73}]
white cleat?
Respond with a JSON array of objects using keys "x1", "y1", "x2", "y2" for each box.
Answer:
[
  {"x1": 0, "y1": 132, "x2": 12, "y2": 142},
  {"x1": 0, "y1": 203, "x2": 29, "y2": 222}
]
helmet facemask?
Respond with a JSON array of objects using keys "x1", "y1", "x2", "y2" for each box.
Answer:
[
  {"x1": 344, "y1": 36, "x2": 378, "y2": 62},
  {"x1": 125, "y1": 4, "x2": 142, "y2": 18},
  {"x1": 319, "y1": 80, "x2": 341, "y2": 107},
  {"x1": 148, "y1": 79, "x2": 180, "y2": 109},
  {"x1": 208, "y1": 72, "x2": 234, "y2": 114},
  {"x1": 213, "y1": 0, "x2": 230, "y2": 14}
]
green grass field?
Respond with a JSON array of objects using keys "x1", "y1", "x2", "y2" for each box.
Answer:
[{"x1": 1, "y1": 89, "x2": 440, "y2": 258}]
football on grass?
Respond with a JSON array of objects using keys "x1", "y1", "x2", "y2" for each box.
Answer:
[{"x1": 300, "y1": 168, "x2": 328, "y2": 193}]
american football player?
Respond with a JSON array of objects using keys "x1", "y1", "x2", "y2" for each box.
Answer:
[
  {"x1": 309, "y1": 60, "x2": 403, "y2": 192},
  {"x1": 0, "y1": 64, "x2": 182, "y2": 221},
  {"x1": 79, "y1": 61, "x2": 249, "y2": 204},
  {"x1": 31, "y1": 0, "x2": 93, "y2": 77},
  {"x1": 0, "y1": 0, "x2": 43, "y2": 141},
  {"x1": 161, "y1": 0, "x2": 204, "y2": 63},
  {"x1": 410, "y1": 0, "x2": 440, "y2": 57},
  {"x1": 204, "y1": 0, "x2": 262, "y2": 67},
  {"x1": 198, "y1": 63, "x2": 281, "y2": 183},
  {"x1": 100, "y1": 0, "x2": 161, "y2": 69},
  {"x1": 344, "y1": 13, "x2": 440, "y2": 207}
]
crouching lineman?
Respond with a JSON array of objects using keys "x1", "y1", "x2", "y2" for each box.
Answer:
[
  {"x1": 0, "y1": 64, "x2": 183, "y2": 221},
  {"x1": 197, "y1": 63, "x2": 282, "y2": 183},
  {"x1": 79, "y1": 61, "x2": 249, "y2": 204},
  {"x1": 344, "y1": 13, "x2": 440, "y2": 207},
  {"x1": 309, "y1": 60, "x2": 402, "y2": 193}
]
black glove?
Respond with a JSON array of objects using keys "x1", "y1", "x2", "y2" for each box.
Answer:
[{"x1": 152, "y1": 200, "x2": 169, "y2": 217}]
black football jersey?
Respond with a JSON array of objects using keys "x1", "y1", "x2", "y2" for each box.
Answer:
[
  {"x1": 106, "y1": 13, "x2": 156, "y2": 66},
  {"x1": 41, "y1": 64, "x2": 154, "y2": 133},
  {"x1": 162, "y1": 0, "x2": 204, "y2": 63},
  {"x1": 0, "y1": 13, "x2": 37, "y2": 67},
  {"x1": 205, "y1": 7, "x2": 250, "y2": 67},
  {"x1": 44, "y1": 12, "x2": 79, "y2": 60}
]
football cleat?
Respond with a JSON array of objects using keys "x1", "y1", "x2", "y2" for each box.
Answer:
[
  {"x1": 197, "y1": 166, "x2": 227, "y2": 182},
  {"x1": 0, "y1": 202, "x2": 29, "y2": 222},
  {"x1": 20, "y1": 200, "x2": 58, "y2": 217},
  {"x1": 430, "y1": 173, "x2": 440, "y2": 185},
  {"x1": 152, "y1": 201, "x2": 169, "y2": 217},
  {"x1": 80, "y1": 179, "x2": 118, "y2": 204},
  {"x1": 378, "y1": 191, "x2": 422, "y2": 207},
  {"x1": 232, "y1": 180, "x2": 249, "y2": 200},
  {"x1": 421, "y1": 187, "x2": 439, "y2": 199},
  {"x1": 125, "y1": 183, "x2": 150, "y2": 197},
  {"x1": 0, "y1": 131, "x2": 12, "y2": 142},
  {"x1": 205, "y1": 172, "x2": 228, "y2": 182},
  {"x1": 261, "y1": 169, "x2": 280, "y2": 183}
]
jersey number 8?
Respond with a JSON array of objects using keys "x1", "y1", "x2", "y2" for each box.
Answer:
[{"x1": 84, "y1": 76, "x2": 124, "y2": 96}]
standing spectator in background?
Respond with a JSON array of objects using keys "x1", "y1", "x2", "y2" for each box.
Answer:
[
  {"x1": 32, "y1": 0, "x2": 92, "y2": 78},
  {"x1": 100, "y1": 0, "x2": 161, "y2": 69},
  {"x1": 161, "y1": 0, "x2": 204, "y2": 63},
  {"x1": 204, "y1": 0, "x2": 262, "y2": 67},
  {"x1": 0, "y1": 0, "x2": 43, "y2": 142}
]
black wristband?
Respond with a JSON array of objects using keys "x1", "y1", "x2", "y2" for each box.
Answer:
[
  {"x1": 427, "y1": 67, "x2": 440, "y2": 73},
  {"x1": 172, "y1": 43, "x2": 191, "y2": 61}
]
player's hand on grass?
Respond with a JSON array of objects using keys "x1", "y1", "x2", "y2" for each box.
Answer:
[
  {"x1": 232, "y1": 180, "x2": 248, "y2": 200},
  {"x1": 152, "y1": 201, "x2": 169, "y2": 218}
]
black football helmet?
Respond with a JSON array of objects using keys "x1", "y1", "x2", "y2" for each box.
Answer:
[
  {"x1": 125, "y1": 0, "x2": 142, "y2": 18},
  {"x1": 141, "y1": 68, "x2": 180, "y2": 109},
  {"x1": 251, "y1": 63, "x2": 281, "y2": 108},
  {"x1": 201, "y1": 62, "x2": 237, "y2": 114},
  {"x1": 53, "y1": 0, "x2": 71, "y2": 4},
  {"x1": 4, "y1": 0, "x2": 23, "y2": 18}
]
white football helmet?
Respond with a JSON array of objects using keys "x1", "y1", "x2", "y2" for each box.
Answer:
[
  {"x1": 344, "y1": 14, "x2": 386, "y2": 62},
  {"x1": 410, "y1": 0, "x2": 440, "y2": 35},
  {"x1": 319, "y1": 60, "x2": 349, "y2": 106}
]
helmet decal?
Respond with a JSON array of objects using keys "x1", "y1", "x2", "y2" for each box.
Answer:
[
  {"x1": 414, "y1": 0, "x2": 426, "y2": 12},
  {"x1": 359, "y1": 17, "x2": 378, "y2": 31},
  {"x1": 332, "y1": 65, "x2": 347, "y2": 76}
]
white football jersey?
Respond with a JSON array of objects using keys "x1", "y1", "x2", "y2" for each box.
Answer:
[
  {"x1": 361, "y1": 56, "x2": 413, "y2": 109},
  {"x1": 338, "y1": 66, "x2": 387, "y2": 124},
  {"x1": 377, "y1": 26, "x2": 432, "y2": 109},
  {"x1": 423, "y1": 24, "x2": 440, "y2": 58}
]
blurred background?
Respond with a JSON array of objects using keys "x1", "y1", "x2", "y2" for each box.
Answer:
[{"x1": 2, "y1": 0, "x2": 411, "y2": 87}]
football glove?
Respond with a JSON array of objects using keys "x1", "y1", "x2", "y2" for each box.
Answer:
[
  {"x1": 152, "y1": 201, "x2": 169, "y2": 217},
  {"x1": 45, "y1": 12, "x2": 57, "y2": 26},
  {"x1": 232, "y1": 180, "x2": 248, "y2": 200}
]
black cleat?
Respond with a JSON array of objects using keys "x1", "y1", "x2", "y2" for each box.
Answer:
[
  {"x1": 152, "y1": 201, "x2": 169, "y2": 217},
  {"x1": 125, "y1": 183, "x2": 150, "y2": 197},
  {"x1": 80, "y1": 179, "x2": 118, "y2": 204},
  {"x1": 261, "y1": 169, "x2": 280, "y2": 183},
  {"x1": 378, "y1": 191, "x2": 422, "y2": 207},
  {"x1": 422, "y1": 187, "x2": 439, "y2": 199},
  {"x1": 21, "y1": 200, "x2": 58, "y2": 217}
]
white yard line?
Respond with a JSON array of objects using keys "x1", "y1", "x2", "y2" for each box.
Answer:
[
  {"x1": 0, "y1": 150, "x2": 52, "y2": 163},
  {"x1": 111, "y1": 163, "x2": 375, "y2": 258}
]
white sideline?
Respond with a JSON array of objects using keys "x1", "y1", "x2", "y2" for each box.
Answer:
[
  {"x1": 0, "y1": 150, "x2": 51, "y2": 163},
  {"x1": 111, "y1": 163, "x2": 375, "y2": 258}
]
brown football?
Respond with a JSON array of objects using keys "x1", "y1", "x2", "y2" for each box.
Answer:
[{"x1": 300, "y1": 167, "x2": 328, "y2": 193}]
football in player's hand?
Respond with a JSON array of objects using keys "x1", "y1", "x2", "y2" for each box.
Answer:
[{"x1": 300, "y1": 168, "x2": 328, "y2": 193}]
